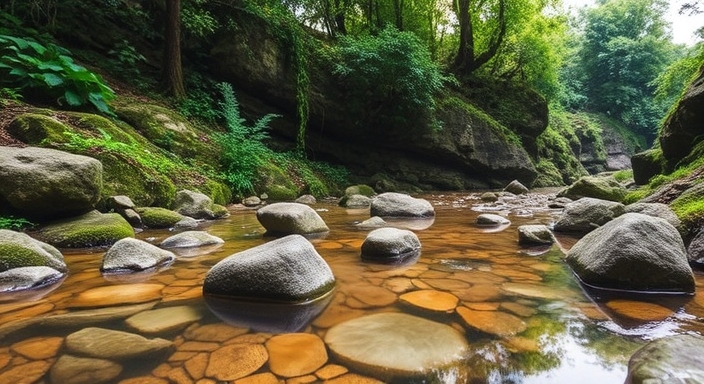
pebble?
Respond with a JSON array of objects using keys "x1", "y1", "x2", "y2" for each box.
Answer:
[
  {"x1": 205, "y1": 344, "x2": 268, "y2": 381},
  {"x1": 0, "y1": 360, "x2": 51, "y2": 384},
  {"x1": 234, "y1": 372, "x2": 280, "y2": 384},
  {"x1": 347, "y1": 285, "x2": 397, "y2": 308},
  {"x1": 265, "y1": 333, "x2": 328, "y2": 377},
  {"x1": 456, "y1": 307, "x2": 527, "y2": 337},
  {"x1": 11, "y1": 336, "x2": 63, "y2": 359},
  {"x1": 67, "y1": 284, "x2": 165, "y2": 308},
  {"x1": 65, "y1": 327, "x2": 173, "y2": 360},
  {"x1": 125, "y1": 305, "x2": 203, "y2": 334},
  {"x1": 184, "y1": 323, "x2": 249, "y2": 342},
  {"x1": 399, "y1": 290, "x2": 459, "y2": 313},
  {"x1": 315, "y1": 364, "x2": 349, "y2": 380},
  {"x1": 605, "y1": 300, "x2": 674, "y2": 321},
  {"x1": 50, "y1": 354, "x2": 122, "y2": 384},
  {"x1": 184, "y1": 352, "x2": 209, "y2": 380},
  {"x1": 118, "y1": 376, "x2": 169, "y2": 384}
]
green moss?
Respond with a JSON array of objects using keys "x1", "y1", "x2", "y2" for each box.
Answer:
[
  {"x1": 439, "y1": 95, "x2": 522, "y2": 146},
  {"x1": 266, "y1": 185, "x2": 298, "y2": 201},
  {"x1": 6, "y1": 113, "x2": 70, "y2": 145},
  {"x1": 344, "y1": 185, "x2": 376, "y2": 197},
  {"x1": 211, "y1": 204, "x2": 229, "y2": 218},
  {"x1": 39, "y1": 211, "x2": 135, "y2": 248},
  {"x1": 671, "y1": 183, "x2": 704, "y2": 229},
  {"x1": 0, "y1": 244, "x2": 53, "y2": 272},
  {"x1": 532, "y1": 159, "x2": 565, "y2": 187},
  {"x1": 196, "y1": 180, "x2": 233, "y2": 205},
  {"x1": 96, "y1": 152, "x2": 176, "y2": 207},
  {"x1": 255, "y1": 162, "x2": 300, "y2": 200},
  {"x1": 136, "y1": 207, "x2": 183, "y2": 228},
  {"x1": 536, "y1": 119, "x2": 588, "y2": 185},
  {"x1": 623, "y1": 188, "x2": 649, "y2": 204},
  {"x1": 612, "y1": 169, "x2": 633, "y2": 182}
]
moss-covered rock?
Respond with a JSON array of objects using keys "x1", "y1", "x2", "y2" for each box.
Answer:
[
  {"x1": 344, "y1": 185, "x2": 376, "y2": 197},
  {"x1": 7, "y1": 113, "x2": 70, "y2": 145},
  {"x1": 211, "y1": 204, "x2": 230, "y2": 218},
  {"x1": 96, "y1": 152, "x2": 176, "y2": 208},
  {"x1": 255, "y1": 162, "x2": 299, "y2": 201},
  {"x1": 37, "y1": 210, "x2": 135, "y2": 248},
  {"x1": 136, "y1": 207, "x2": 184, "y2": 229},
  {"x1": 195, "y1": 180, "x2": 233, "y2": 206},
  {"x1": 631, "y1": 149, "x2": 666, "y2": 186},
  {"x1": 0, "y1": 229, "x2": 67, "y2": 272},
  {"x1": 557, "y1": 175, "x2": 627, "y2": 202}
]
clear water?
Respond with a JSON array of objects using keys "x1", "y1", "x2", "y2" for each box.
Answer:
[{"x1": 1, "y1": 192, "x2": 703, "y2": 383}]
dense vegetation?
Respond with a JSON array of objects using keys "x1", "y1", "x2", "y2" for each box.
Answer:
[{"x1": 0, "y1": 0, "x2": 703, "y2": 228}]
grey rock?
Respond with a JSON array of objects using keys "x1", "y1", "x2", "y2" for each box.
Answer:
[
  {"x1": 125, "y1": 305, "x2": 203, "y2": 334},
  {"x1": 295, "y1": 194, "x2": 317, "y2": 204},
  {"x1": 136, "y1": 207, "x2": 184, "y2": 229},
  {"x1": 0, "y1": 266, "x2": 64, "y2": 292},
  {"x1": 547, "y1": 196, "x2": 572, "y2": 209},
  {"x1": 361, "y1": 228, "x2": 421, "y2": 262},
  {"x1": 174, "y1": 216, "x2": 200, "y2": 229},
  {"x1": 480, "y1": 192, "x2": 498, "y2": 202},
  {"x1": 339, "y1": 194, "x2": 372, "y2": 208},
  {"x1": 553, "y1": 197, "x2": 625, "y2": 234},
  {"x1": 625, "y1": 202, "x2": 681, "y2": 229},
  {"x1": 0, "y1": 229, "x2": 67, "y2": 272},
  {"x1": 36, "y1": 210, "x2": 135, "y2": 248},
  {"x1": 476, "y1": 214, "x2": 510, "y2": 226},
  {"x1": 120, "y1": 208, "x2": 143, "y2": 228},
  {"x1": 370, "y1": 193, "x2": 434, "y2": 218},
  {"x1": 557, "y1": 175, "x2": 627, "y2": 202},
  {"x1": 110, "y1": 195, "x2": 135, "y2": 210},
  {"x1": 173, "y1": 189, "x2": 216, "y2": 219},
  {"x1": 688, "y1": 227, "x2": 704, "y2": 266},
  {"x1": 0, "y1": 146, "x2": 102, "y2": 219},
  {"x1": 504, "y1": 180, "x2": 529, "y2": 195},
  {"x1": 101, "y1": 238, "x2": 175, "y2": 273},
  {"x1": 357, "y1": 216, "x2": 386, "y2": 229},
  {"x1": 517, "y1": 225, "x2": 554, "y2": 246},
  {"x1": 50, "y1": 354, "x2": 122, "y2": 384},
  {"x1": 65, "y1": 327, "x2": 173, "y2": 360},
  {"x1": 160, "y1": 231, "x2": 224, "y2": 248},
  {"x1": 566, "y1": 213, "x2": 694, "y2": 293},
  {"x1": 256, "y1": 202, "x2": 329, "y2": 235},
  {"x1": 203, "y1": 234, "x2": 335, "y2": 302},
  {"x1": 659, "y1": 63, "x2": 704, "y2": 163},
  {"x1": 626, "y1": 334, "x2": 704, "y2": 384},
  {"x1": 243, "y1": 196, "x2": 262, "y2": 207}
]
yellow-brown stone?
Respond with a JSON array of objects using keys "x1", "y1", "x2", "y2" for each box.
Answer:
[
  {"x1": 323, "y1": 373, "x2": 385, "y2": 384},
  {"x1": 184, "y1": 352, "x2": 209, "y2": 380},
  {"x1": 11, "y1": 336, "x2": 63, "y2": 360},
  {"x1": 67, "y1": 284, "x2": 164, "y2": 308},
  {"x1": 454, "y1": 284, "x2": 503, "y2": 302},
  {"x1": 420, "y1": 278, "x2": 471, "y2": 291},
  {"x1": 605, "y1": 300, "x2": 674, "y2": 321},
  {"x1": 286, "y1": 374, "x2": 318, "y2": 383},
  {"x1": 177, "y1": 341, "x2": 220, "y2": 352},
  {"x1": 118, "y1": 375, "x2": 169, "y2": 384},
  {"x1": 234, "y1": 372, "x2": 280, "y2": 384},
  {"x1": 265, "y1": 333, "x2": 328, "y2": 377},
  {"x1": 315, "y1": 364, "x2": 348, "y2": 380},
  {"x1": 348, "y1": 285, "x2": 397, "y2": 308},
  {"x1": 399, "y1": 290, "x2": 459, "y2": 313},
  {"x1": 184, "y1": 323, "x2": 249, "y2": 342},
  {"x1": 0, "y1": 360, "x2": 51, "y2": 384},
  {"x1": 205, "y1": 344, "x2": 268, "y2": 381},
  {"x1": 500, "y1": 302, "x2": 536, "y2": 318},
  {"x1": 456, "y1": 307, "x2": 527, "y2": 337}
]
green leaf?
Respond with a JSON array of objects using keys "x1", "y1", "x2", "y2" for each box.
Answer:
[
  {"x1": 63, "y1": 90, "x2": 82, "y2": 106},
  {"x1": 42, "y1": 73, "x2": 64, "y2": 87}
]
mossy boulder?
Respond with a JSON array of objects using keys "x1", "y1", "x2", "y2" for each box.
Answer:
[
  {"x1": 557, "y1": 175, "x2": 627, "y2": 202},
  {"x1": 0, "y1": 146, "x2": 103, "y2": 220},
  {"x1": 136, "y1": 207, "x2": 184, "y2": 229},
  {"x1": 0, "y1": 229, "x2": 67, "y2": 272},
  {"x1": 173, "y1": 190, "x2": 228, "y2": 219},
  {"x1": 97, "y1": 152, "x2": 176, "y2": 207},
  {"x1": 37, "y1": 210, "x2": 135, "y2": 248},
  {"x1": 255, "y1": 162, "x2": 299, "y2": 201},
  {"x1": 7, "y1": 113, "x2": 70, "y2": 145},
  {"x1": 344, "y1": 185, "x2": 376, "y2": 197},
  {"x1": 659, "y1": 63, "x2": 704, "y2": 163},
  {"x1": 631, "y1": 149, "x2": 665, "y2": 185}
]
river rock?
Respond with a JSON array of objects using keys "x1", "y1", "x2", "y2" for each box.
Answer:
[
  {"x1": 65, "y1": 327, "x2": 172, "y2": 360},
  {"x1": 624, "y1": 202, "x2": 681, "y2": 229},
  {"x1": 159, "y1": 231, "x2": 224, "y2": 248},
  {"x1": 0, "y1": 229, "x2": 67, "y2": 272},
  {"x1": 173, "y1": 189, "x2": 223, "y2": 219},
  {"x1": 557, "y1": 175, "x2": 627, "y2": 202},
  {"x1": 360, "y1": 227, "x2": 421, "y2": 262},
  {"x1": 476, "y1": 214, "x2": 510, "y2": 226},
  {"x1": 0, "y1": 266, "x2": 64, "y2": 292},
  {"x1": 370, "y1": 193, "x2": 434, "y2": 218},
  {"x1": 109, "y1": 195, "x2": 135, "y2": 210},
  {"x1": 206, "y1": 344, "x2": 268, "y2": 381},
  {"x1": 566, "y1": 213, "x2": 694, "y2": 293},
  {"x1": 125, "y1": 305, "x2": 203, "y2": 334},
  {"x1": 256, "y1": 202, "x2": 329, "y2": 235},
  {"x1": 136, "y1": 207, "x2": 184, "y2": 229},
  {"x1": 295, "y1": 194, "x2": 317, "y2": 204},
  {"x1": 101, "y1": 238, "x2": 175, "y2": 273},
  {"x1": 626, "y1": 334, "x2": 704, "y2": 384},
  {"x1": 339, "y1": 194, "x2": 372, "y2": 208},
  {"x1": 553, "y1": 197, "x2": 625, "y2": 234},
  {"x1": 399, "y1": 290, "x2": 459, "y2": 313},
  {"x1": 0, "y1": 146, "x2": 102, "y2": 219},
  {"x1": 39, "y1": 302, "x2": 158, "y2": 327},
  {"x1": 356, "y1": 216, "x2": 386, "y2": 229},
  {"x1": 243, "y1": 196, "x2": 262, "y2": 207},
  {"x1": 517, "y1": 225, "x2": 554, "y2": 245},
  {"x1": 659, "y1": 63, "x2": 704, "y2": 163},
  {"x1": 265, "y1": 333, "x2": 328, "y2": 377},
  {"x1": 344, "y1": 185, "x2": 376, "y2": 197},
  {"x1": 504, "y1": 180, "x2": 529, "y2": 195},
  {"x1": 50, "y1": 354, "x2": 122, "y2": 384},
  {"x1": 36, "y1": 210, "x2": 135, "y2": 248},
  {"x1": 456, "y1": 307, "x2": 527, "y2": 337},
  {"x1": 324, "y1": 313, "x2": 467, "y2": 379},
  {"x1": 688, "y1": 228, "x2": 704, "y2": 266},
  {"x1": 480, "y1": 192, "x2": 498, "y2": 202},
  {"x1": 203, "y1": 234, "x2": 335, "y2": 301},
  {"x1": 67, "y1": 283, "x2": 164, "y2": 308}
]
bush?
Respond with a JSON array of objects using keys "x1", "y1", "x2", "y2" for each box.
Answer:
[{"x1": 0, "y1": 35, "x2": 115, "y2": 115}]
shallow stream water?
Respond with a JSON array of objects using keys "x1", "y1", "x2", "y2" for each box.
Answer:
[{"x1": 1, "y1": 192, "x2": 703, "y2": 383}]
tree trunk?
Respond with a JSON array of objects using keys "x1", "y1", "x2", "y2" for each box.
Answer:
[
  {"x1": 452, "y1": 0, "x2": 506, "y2": 74},
  {"x1": 161, "y1": 0, "x2": 186, "y2": 99}
]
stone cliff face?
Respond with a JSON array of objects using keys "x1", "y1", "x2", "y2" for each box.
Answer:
[
  {"x1": 659, "y1": 63, "x2": 704, "y2": 163},
  {"x1": 209, "y1": 9, "x2": 541, "y2": 190}
]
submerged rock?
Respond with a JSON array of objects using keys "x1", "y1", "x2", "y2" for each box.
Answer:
[
  {"x1": 101, "y1": 238, "x2": 175, "y2": 273},
  {"x1": 626, "y1": 334, "x2": 704, "y2": 384},
  {"x1": 256, "y1": 202, "x2": 329, "y2": 235},
  {"x1": 0, "y1": 146, "x2": 102, "y2": 219},
  {"x1": 36, "y1": 210, "x2": 134, "y2": 248},
  {"x1": 0, "y1": 229, "x2": 67, "y2": 273},
  {"x1": 125, "y1": 305, "x2": 203, "y2": 334},
  {"x1": 324, "y1": 313, "x2": 467, "y2": 379},
  {"x1": 159, "y1": 231, "x2": 224, "y2": 248},
  {"x1": 64, "y1": 327, "x2": 172, "y2": 360},
  {"x1": 265, "y1": 333, "x2": 328, "y2": 377},
  {"x1": 360, "y1": 227, "x2": 421, "y2": 263},
  {"x1": 203, "y1": 234, "x2": 335, "y2": 302},
  {"x1": 476, "y1": 214, "x2": 510, "y2": 226},
  {"x1": 553, "y1": 197, "x2": 625, "y2": 234},
  {"x1": 50, "y1": 354, "x2": 122, "y2": 384},
  {"x1": 370, "y1": 193, "x2": 434, "y2": 218},
  {"x1": 566, "y1": 213, "x2": 694, "y2": 293}
]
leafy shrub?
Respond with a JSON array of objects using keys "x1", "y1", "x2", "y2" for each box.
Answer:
[
  {"x1": 0, "y1": 35, "x2": 115, "y2": 115},
  {"x1": 331, "y1": 26, "x2": 446, "y2": 131},
  {"x1": 0, "y1": 215, "x2": 33, "y2": 230},
  {"x1": 213, "y1": 82, "x2": 279, "y2": 195}
]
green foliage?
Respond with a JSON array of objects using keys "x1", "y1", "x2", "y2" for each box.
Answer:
[
  {"x1": 107, "y1": 39, "x2": 146, "y2": 79},
  {"x1": 271, "y1": 152, "x2": 350, "y2": 197},
  {"x1": 212, "y1": 82, "x2": 280, "y2": 195},
  {"x1": 176, "y1": 72, "x2": 220, "y2": 123},
  {"x1": 0, "y1": 34, "x2": 115, "y2": 115},
  {"x1": 612, "y1": 169, "x2": 633, "y2": 182},
  {"x1": 535, "y1": 107, "x2": 589, "y2": 185},
  {"x1": 332, "y1": 26, "x2": 447, "y2": 131},
  {"x1": 0, "y1": 216, "x2": 33, "y2": 230}
]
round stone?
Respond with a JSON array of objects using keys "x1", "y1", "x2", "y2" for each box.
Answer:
[
  {"x1": 265, "y1": 333, "x2": 328, "y2": 377},
  {"x1": 456, "y1": 307, "x2": 527, "y2": 337},
  {"x1": 399, "y1": 290, "x2": 459, "y2": 313},
  {"x1": 205, "y1": 344, "x2": 268, "y2": 381},
  {"x1": 324, "y1": 313, "x2": 467, "y2": 379}
]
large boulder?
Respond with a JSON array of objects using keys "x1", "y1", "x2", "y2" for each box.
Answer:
[
  {"x1": 370, "y1": 193, "x2": 434, "y2": 218},
  {"x1": 687, "y1": 227, "x2": 704, "y2": 266},
  {"x1": 256, "y1": 203, "x2": 329, "y2": 235},
  {"x1": 360, "y1": 228, "x2": 421, "y2": 263},
  {"x1": 557, "y1": 175, "x2": 627, "y2": 202},
  {"x1": 0, "y1": 266, "x2": 65, "y2": 292},
  {"x1": 626, "y1": 334, "x2": 704, "y2": 384},
  {"x1": 566, "y1": 213, "x2": 694, "y2": 293},
  {"x1": 630, "y1": 149, "x2": 664, "y2": 185},
  {"x1": 136, "y1": 207, "x2": 185, "y2": 229},
  {"x1": 101, "y1": 238, "x2": 175, "y2": 273},
  {"x1": 659, "y1": 63, "x2": 704, "y2": 163},
  {"x1": 0, "y1": 229, "x2": 67, "y2": 272},
  {"x1": 159, "y1": 231, "x2": 224, "y2": 248},
  {"x1": 0, "y1": 146, "x2": 102, "y2": 219},
  {"x1": 624, "y1": 202, "x2": 681, "y2": 229},
  {"x1": 36, "y1": 210, "x2": 135, "y2": 248},
  {"x1": 504, "y1": 180, "x2": 529, "y2": 195},
  {"x1": 173, "y1": 190, "x2": 219, "y2": 220},
  {"x1": 517, "y1": 225, "x2": 554, "y2": 246},
  {"x1": 203, "y1": 235, "x2": 335, "y2": 302},
  {"x1": 553, "y1": 197, "x2": 625, "y2": 234}
]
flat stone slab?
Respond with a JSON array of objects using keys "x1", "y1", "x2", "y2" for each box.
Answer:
[
  {"x1": 65, "y1": 327, "x2": 172, "y2": 360},
  {"x1": 125, "y1": 305, "x2": 203, "y2": 334},
  {"x1": 265, "y1": 333, "x2": 328, "y2": 377},
  {"x1": 627, "y1": 334, "x2": 704, "y2": 384}
]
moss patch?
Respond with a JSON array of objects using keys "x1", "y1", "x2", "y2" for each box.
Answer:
[
  {"x1": 0, "y1": 244, "x2": 54, "y2": 272},
  {"x1": 136, "y1": 207, "x2": 183, "y2": 228},
  {"x1": 7, "y1": 113, "x2": 70, "y2": 145},
  {"x1": 38, "y1": 211, "x2": 134, "y2": 248}
]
